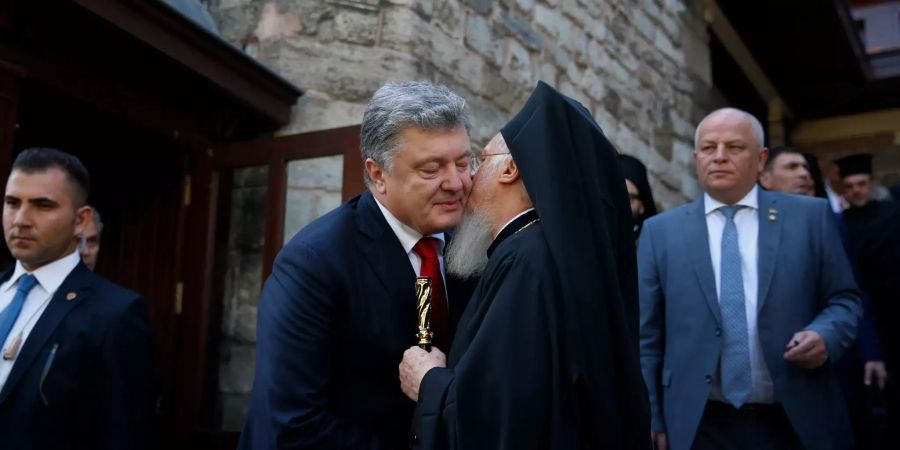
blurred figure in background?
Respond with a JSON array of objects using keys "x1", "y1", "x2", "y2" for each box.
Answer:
[
  {"x1": 619, "y1": 154, "x2": 658, "y2": 244},
  {"x1": 837, "y1": 153, "x2": 900, "y2": 444},
  {"x1": 758, "y1": 146, "x2": 814, "y2": 196},
  {"x1": 78, "y1": 206, "x2": 102, "y2": 271}
]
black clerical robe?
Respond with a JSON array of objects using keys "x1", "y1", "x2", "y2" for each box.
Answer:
[
  {"x1": 411, "y1": 81, "x2": 650, "y2": 450},
  {"x1": 844, "y1": 201, "x2": 900, "y2": 361},
  {"x1": 414, "y1": 214, "x2": 576, "y2": 450}
]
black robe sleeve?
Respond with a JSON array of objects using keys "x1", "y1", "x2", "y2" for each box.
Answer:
[{"x1": 413, "y1": 232, "x2": 564, "y2": 450}]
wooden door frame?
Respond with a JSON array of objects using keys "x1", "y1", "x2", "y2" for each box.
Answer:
[
  {"x1": 212, "y1": 124, "x2": 362, "y2": 279},
  {"x1": 177, "y1": 125, "x2": 362, "y2": 447}
]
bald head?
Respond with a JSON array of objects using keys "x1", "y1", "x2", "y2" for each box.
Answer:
[
  {"x1": 694, "y1": 108, "x2": 765, "y2": 150},
  {"x1": 693, "y1": 108, "x2": 768, "y2": 204}
]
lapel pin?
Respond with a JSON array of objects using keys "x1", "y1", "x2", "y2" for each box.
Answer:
[
  {"x1": 768, "y1": 208, "x2": 778, "y2": 222},
  {"x1": 66, "y1": 292, "x2": 77, "y2": 301}
]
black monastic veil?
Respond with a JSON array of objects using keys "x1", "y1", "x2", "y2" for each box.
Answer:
[{"x1": 413, "y1": 82, "x2": 651, "y2": 450}]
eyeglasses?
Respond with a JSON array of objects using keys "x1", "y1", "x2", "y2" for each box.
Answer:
[{"x1": 470, "y1": 152, "x2": 509, "y2": 173}]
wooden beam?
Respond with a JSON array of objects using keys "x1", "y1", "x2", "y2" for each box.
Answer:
[
  {"x1": 212, "y1": 125, "x2": 361, "y2": 286},
  {"x1": 262, "y1": 156, "x2": 286, "y2": 281},
  {"x1": 174, "y1": 146, "x2": 217, "y2": 444},
  {"x1": 72, "y1": 0, "x2": 301, "y2": 126},
  {"x1": 0, "y1": 41, "x2": 216, "y2": 145},
  {"x1": 767, "y1": 98, "x2": 785, "y2": 146},
  {"x1": 704, "y1": 0, "x2": 791, "y2": 116},
  {"x1": 792, "y1": 108, "x2": 900, "y2": 144},
  {"x1": 213, "y1": 125, "x2": 361, "y2": 168},
  {"x1": 341, "y1": 129, "x2": 365, "y2": 202},
  {"x1": 799, "y1": 133, "x2": 896, "y2": 156}
]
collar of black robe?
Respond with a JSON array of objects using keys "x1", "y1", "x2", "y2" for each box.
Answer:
[
  {"x1": 486, "y1": 209, "x2": 540, "y2": 258},
  {"x1": 497, "y1": 80, "x2": 650, "y2": 445}
]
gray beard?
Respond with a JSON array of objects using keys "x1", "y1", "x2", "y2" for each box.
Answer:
[{"x1": 445, "y1": 210, "x2": 493, "y2": 279}]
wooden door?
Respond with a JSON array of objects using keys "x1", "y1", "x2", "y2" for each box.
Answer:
[{"x1": 181, "y1": 125, "x2": 361, "y2": 449}]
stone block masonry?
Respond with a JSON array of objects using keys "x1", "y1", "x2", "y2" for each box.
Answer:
[{"x1": 205, "y1": 0, "x2": 715, "y2": 429}]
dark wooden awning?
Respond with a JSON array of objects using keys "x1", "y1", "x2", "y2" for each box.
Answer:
[
  {"x1": 0, "y1": 0, "x2": 302, "y2": 143},
  {"x1": 73, "y1": 0, "x2": 302, "y2": 127}
]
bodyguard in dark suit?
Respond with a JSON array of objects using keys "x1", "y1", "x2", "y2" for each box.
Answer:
[
  {"x1": 640, "y1": 108, "x2": 861, "y2": 450},
  {"x1": 0, "y1": 148, "x2": 155, "y2": 450},
  {"x1": 239, "y1": 81, "x2": 476, "y2": 450}
]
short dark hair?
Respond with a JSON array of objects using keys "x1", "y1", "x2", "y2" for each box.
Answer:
[
  {"x1": 764, "y1": 146, "x2": 803, "y2": 171},
  {"x1": 12, "y1": 147, "x2": 91, "y2": 206}
]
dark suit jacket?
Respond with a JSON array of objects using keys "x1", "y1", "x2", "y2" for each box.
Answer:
[
  {"x1": 239, "y1": 191, "x2": 475, "y2": 450},
  {"x1": 0, "y1": 262, "x2": 155, "y2": 450},
  {"x1": 639, "y1": 190, "x2": 861, "y2": 450}
]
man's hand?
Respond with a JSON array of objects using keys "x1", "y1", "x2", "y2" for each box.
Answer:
[
  {"x1": 864, "y1": 360, "x2": 888, "y2": 390},
  {"x1": 399, "y1": 346, "x2": 446, "y2": 402},
  {"x1": 650, "y1": 431, "x2": 667, "y2": 450},
  {"x1": 783, "y1": 330, "x2": 828, "y2": 368}
]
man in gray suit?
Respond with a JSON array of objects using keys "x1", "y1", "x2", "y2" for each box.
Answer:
[{"x1": 639, "y1": 108, "x2": 861, "y2": 450}]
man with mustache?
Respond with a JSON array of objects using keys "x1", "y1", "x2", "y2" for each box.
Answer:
[
  {"x1": 0, "y1": 148, "x2": 155, "y2": 450},
  {"x1": 758, "y1": 146, "x2": 815, "y2": 197},
  {"x1": 399, "y1": 82, "x2": 650, "y2": 450},
  {"x1": 762, "y1": 149, "x2": 887, "y2": 449},
  {"x1": 240, "y1": 81, "x2": 477, "y2": 450}
]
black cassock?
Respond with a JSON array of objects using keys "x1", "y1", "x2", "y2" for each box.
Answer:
[
  {"x1": 415, "y1": 214, "x2": 567, "y2": 449},
  {"x1": 844, "y1": 201, "x2": 900, "y2": 361},
  {"x1": 844, "y1": 200, "x2": 900, "y2": 438},
  {"x1": 412, "y1": 82, "x2": 651, "y2": 450}
]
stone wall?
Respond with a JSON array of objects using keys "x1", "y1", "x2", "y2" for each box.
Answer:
[
  {"x1": 217, "y1": 166, "x2": 267, "y2": 431},
  {"x1": 206, "y1": 0, "x2": 715, "y2": 429},
  {"x1": 210, "y1": 0, "x2": 712, "y2": 208},
  {"x1": 284, "y1": 156, "x2": 344, "y2": 243},
  {"x1": 214, "y1": 157, "x2": 343, "y2": 431}
]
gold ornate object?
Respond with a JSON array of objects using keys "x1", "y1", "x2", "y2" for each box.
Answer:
[
  {"x1": 415, "y1": 277, "x2": 433, "y2": 351},
  {"x1": 3, "y1": 332, "x2": 22, "y2": 360}
]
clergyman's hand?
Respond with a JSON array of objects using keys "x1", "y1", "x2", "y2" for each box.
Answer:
[
  {"x1": 783, "y1": 330, "x2": 828, "y2": 368},
  {"x1": 651, "y1": 431, "x2": 667, "y2": 450},
  {"x1": 399, "y1": 346, "x2": 446, "y2": 402},
  {"x1": 864, "y1": 360, "x2": 888, "y2": 390}
]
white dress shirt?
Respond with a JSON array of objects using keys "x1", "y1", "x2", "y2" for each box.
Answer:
[
  {"x1": 704, "y1": 186, "x2": 775, "y2": 404},
  {"x1": 374, "y1": 198, "x2": 446, "y2": 276},
  {"x1": 0, "y1": 250, "x2": 81, "y2": 390},
  {"x1": 824, "y1": 181, "x2": 844, "y2": 213}
]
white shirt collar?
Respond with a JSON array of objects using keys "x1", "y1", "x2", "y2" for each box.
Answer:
[
  {"x1": 374, "y1": 197, "x2": 445, "y2": 255},
  {"x1": 4, "y1": 250, "x2": 82, "y2": 294},
  {"x1": 704, "y1": 185, "x2": 759, "y2": 216}
]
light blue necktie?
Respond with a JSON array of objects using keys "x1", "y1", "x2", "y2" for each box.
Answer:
[
  {"x1": 718, "y1": 205, "x2": 752, "y2": 407},
  {"x1": 0, "y1": 274, "x2": 39, "y2": 347}
]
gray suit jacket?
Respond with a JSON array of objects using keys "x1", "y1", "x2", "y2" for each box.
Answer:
[{"x1": 638, "y1": 189, "x2": 861, "y2": 450}]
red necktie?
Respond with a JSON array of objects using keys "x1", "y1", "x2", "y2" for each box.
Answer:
[{"x1": 413, "y1": 237, "x2": 450, "y2": 353}]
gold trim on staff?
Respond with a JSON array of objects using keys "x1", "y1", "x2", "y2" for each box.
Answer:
[{"x1": 415, "y1": 277, "x2": 433, "y2": 351}]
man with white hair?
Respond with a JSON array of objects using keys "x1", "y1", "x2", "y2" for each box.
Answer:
[
  {"x1": 239, "y1": 81, "x2": 477, "y2": 450},
  {"x1": 399, "y1": 82, "x2": 650, "y2": 450},
  {"x1": 639, "y1": 108, "x2": 861, "y2": 450}
]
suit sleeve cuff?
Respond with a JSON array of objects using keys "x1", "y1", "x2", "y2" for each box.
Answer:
[{"x1": 804, "y1": 323, "x2": 842, "y2": 362}]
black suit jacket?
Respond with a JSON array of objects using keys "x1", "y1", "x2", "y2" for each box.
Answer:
[
  {"x1": 239, "y1": 191, "x2": 475, "y2": 450},
  {"x1": 0, "y1": 261, "x2": 155, "y2": 450}
]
